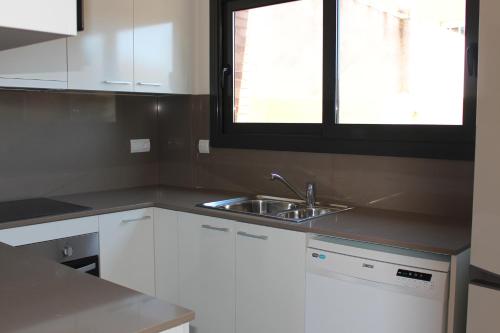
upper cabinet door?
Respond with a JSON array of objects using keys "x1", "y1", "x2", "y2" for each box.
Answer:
[
  {"x1": 0, "y1": 38, "x2": 67, "y2": 89},
  {"x1": 68, "y1": 0, "x2": 134, "y2": 92},
  {"x1": 133, "y1": 0, "x2": 193, "y2": 94}
]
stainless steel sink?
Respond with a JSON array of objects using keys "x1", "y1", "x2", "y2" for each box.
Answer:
[{"x1": 199, "y1": 195, "x2": 352, "y2": 223}]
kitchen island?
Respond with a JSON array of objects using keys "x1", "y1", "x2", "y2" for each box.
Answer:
[{"x1": 0, "y1": 242, "x2": 193, "y2": 333}]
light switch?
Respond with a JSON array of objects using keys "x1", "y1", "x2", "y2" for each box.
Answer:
[
  {"x1": 198, "y1": 139, "x2": 210, "y2": 154},
  {"x1": 130, "y1": 139, "x2": 151, "y2": 153}
]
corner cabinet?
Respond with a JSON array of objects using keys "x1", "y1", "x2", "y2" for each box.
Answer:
[
  {"x1": 0, "y1": 38, "x2": 68, "y2": 89},
  {"x1": 235, "y1": 223, "x2": 306, "y2": 333},
  {"x1": 98, "y1": 208, "x2": 156, "y2": 296}
]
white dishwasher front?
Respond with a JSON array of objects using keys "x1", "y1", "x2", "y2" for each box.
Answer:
[{"x1": 305, "y1": 236, "x2": 450, "y2": 333}]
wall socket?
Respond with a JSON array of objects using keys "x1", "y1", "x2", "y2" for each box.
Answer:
[
  {"x1": 198, "y1": 139, "x2": 210, "y2": 154},
  {"x1": 130, "y1": 139, "x2": 151, "y2": 153}
]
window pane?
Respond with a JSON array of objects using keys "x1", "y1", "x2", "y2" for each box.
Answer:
[
  {"x1": 337, "y1": 0, "x2": 466, "y2": 125},
  {"x1": 232, "y1": 0, "x2": 323, "y2": 123}
]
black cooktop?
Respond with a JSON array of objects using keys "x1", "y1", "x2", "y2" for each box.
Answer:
[{"x1": 0, "y1": 198, "x2": 91, "y2": 224}]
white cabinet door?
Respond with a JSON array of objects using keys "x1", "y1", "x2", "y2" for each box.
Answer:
[
  {"x1": 178, "y1": 213, "x2": 235, "y2": 333},
  {"x1": 68, "y1": 0, "x2": 134, "y2": 92},
  {"x1": 235, "y1": 223, "x2": 306, "y2": 333},
  {"x1": 99, "y1": 208, "x2": 155, "y2": 296},
  {"x1": 154, "y1": 208, "x2": 180, "y2": 303},
  {"x1": 471, "y1": 0, "x2": 500, "y2": 275},
  {"x1": 133, "y1": 0, "x2": 193, "y2": 94},
  {"x1": 467, "y1": 284, "x2": 500, "y2": 333},
  {"x1": 0, "y1": 38, "x2": 67, "y2": 89}
]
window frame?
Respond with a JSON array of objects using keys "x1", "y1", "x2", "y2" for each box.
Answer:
[{"x1": 210, "y1": 0, "x2": 479, "y2": 160}]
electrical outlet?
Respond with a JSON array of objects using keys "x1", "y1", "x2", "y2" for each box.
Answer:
[{"x1": 130, "y1": 139, "x2": 151, "y2": 153}]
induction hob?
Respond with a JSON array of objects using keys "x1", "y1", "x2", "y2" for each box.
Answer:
[{"x1": 0, "y1": 198, "x2": 91, "y2": 224}]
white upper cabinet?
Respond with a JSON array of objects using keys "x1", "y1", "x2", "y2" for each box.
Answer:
[
  {"x1": 68, "y1": 0, "x2": 134, "y2": 92},
  {"x1": 0, "y1": 0, "x2": 76, "y2": 50},
  {"x1": 99, "y1": 208, "x2": 156, "y2": 296},
  {"x1": 0, "y1": 38, "x2": 67, "y2": 89},
  {"x1": 235, "y1": 223, "x2": 306, "y2": 333},
  {"x1": 134, "y1": 0, "x2": 193, "y2": 94}
]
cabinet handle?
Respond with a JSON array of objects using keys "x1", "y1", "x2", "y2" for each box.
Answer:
[
  {"x1": 137, "y1": 82, "x2": 162, "y2": 87},
  {"x1": 202, "y1": 224, "x2": 229, "y2": 232},
  {"x1": 237, "y1": 231, "x2": 268, "y2": 241},
  {"x1": 103, "y1": 80, "x2": 132, "y2": 85},
  {"x1": 121, "y1": 216, "x2": 152, "y2": 224},
  {"x1": 76, "y1": 263, "x2": 97, "y2": 273}
]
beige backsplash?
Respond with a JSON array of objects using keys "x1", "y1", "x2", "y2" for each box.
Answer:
[{"x1": 159, "y1": 95, "x2": 474, "y2": 220}]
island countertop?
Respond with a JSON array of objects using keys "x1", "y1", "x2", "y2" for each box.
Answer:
[{"x1": 0, "y1": 242, "x2": 194, "y2": 333}]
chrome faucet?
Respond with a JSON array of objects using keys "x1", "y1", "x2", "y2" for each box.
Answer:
[{"x1": 270, "y1": 172, "x2": 316, "y2": 208}]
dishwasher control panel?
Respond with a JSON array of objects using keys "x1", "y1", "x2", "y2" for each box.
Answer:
[{"x1": 397, "y1": 269, "x2": 432, "y2": 282}]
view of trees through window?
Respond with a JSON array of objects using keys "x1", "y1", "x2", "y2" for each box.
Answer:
[{"x1": 232, "y1": 0, "x2": 466, "y2": 125}]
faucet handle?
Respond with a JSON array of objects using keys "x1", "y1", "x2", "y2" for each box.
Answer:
[{"x1": 306, "y1": 183, "x2": 316, "y2": 207}]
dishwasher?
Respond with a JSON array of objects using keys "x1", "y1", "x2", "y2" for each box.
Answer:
[{"x1": 306, "y1": 235, "x2": 450, "y2": 333}]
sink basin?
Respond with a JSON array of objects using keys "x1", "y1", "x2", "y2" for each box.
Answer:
[
  {"x1": 276, "y1": 207, "x2": 342, "y2": 220},
  {"x1": 199, "y1": 195, "x2": 351, "y2": 223},
  {"x1": 220, "y1": 199, "x2": 299, "y2": 215}
]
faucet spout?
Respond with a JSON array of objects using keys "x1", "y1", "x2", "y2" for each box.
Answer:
[{"x1": 270, "y1": 172, "x2": 316, "y2": 207}]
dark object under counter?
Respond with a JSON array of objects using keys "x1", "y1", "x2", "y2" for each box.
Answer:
[{"x1": 0, "y1": 186, "x2": 471, "y2": 255}]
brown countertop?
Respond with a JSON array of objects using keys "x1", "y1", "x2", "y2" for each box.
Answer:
[
  {"x1": 0, "y1": 242, "x2": 194, "y2": 333},
  {"x1": 0, "y1": 185, "x2": 470, "y2": 255}
]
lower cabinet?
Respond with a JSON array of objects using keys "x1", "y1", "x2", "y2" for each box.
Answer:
[
  {"x1": 98, "y1": 208, "x2": 306, "y2": 333},
  {"x1": 235, "y1": 222, "x2": 306, "y2": 333},
  {"x1": 98, "y1": 208, "x2": 156, "y2": 296},
  {"x1": 178, "y1": 212, "x2": 236, "y2": 333}
]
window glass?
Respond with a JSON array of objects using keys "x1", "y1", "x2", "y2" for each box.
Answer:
[
  {"x1": 232, "y1": 0, "x2": 323, "y2": 123},
  {"x1": 337, "y1": 0, "x2": 466, "y2": 125}
]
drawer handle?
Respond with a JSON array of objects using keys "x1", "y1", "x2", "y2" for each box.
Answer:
[
  {"x1": 122, "y1": 216, "x2": 152, "y2": 224},
  {"x1": 202, "y1": 224, "x2": 229, "y2": 232},
  {"x1": 137, "y1": 82, "x2": 162, "y2": 87},
  {"x1": 237, "y1": 231, "x2": 268, "y2": 240},
  {"x1": 76, "y1": 263, "x2": 97, "y2": 273},
  {"x1": 103, "y1": 80, "x2": 132, "y2": 85}
]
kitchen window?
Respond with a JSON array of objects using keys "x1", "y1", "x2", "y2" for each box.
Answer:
[{"x1": 210, "y1": 0, "x2": 479, "y2": 159}]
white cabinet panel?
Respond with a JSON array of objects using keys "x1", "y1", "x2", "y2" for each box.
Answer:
[
  {"x1": 179, "y1": 213, "x2": 235, "y2": 333},
  {"x1": 159, "y1": 323, "x2": 190, "y2": 333},
  {"x1": 0, "y1": 216, "x2": 98, "y2": 246},
  {"x1": 467, "y1": 284, "x2": 500, "y2": 333},
  {"x1": 0, "y1": 38, "x2": 67, "y2": 89},
  {"x1": 471, "y1": 0, "x2": 500, "y2": 275},
  {"x1": 134, "y1": 0, "x2": 194, "y2": 94},
  {"x1": 99, "y1": 208, "x2": 155, "y2": 296},
  {"x1": 235, "y1": 223, "x2": 306, "y2": 333},
  {"x1": 155, "y1": 208, "x2": 180, "y2": 304},
  {"x1": 0, "y1": 0, "x2": 76, "y2": 35},
  {"x1": 68, "y1": 0, "x2": 134, "y2": 92}
]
